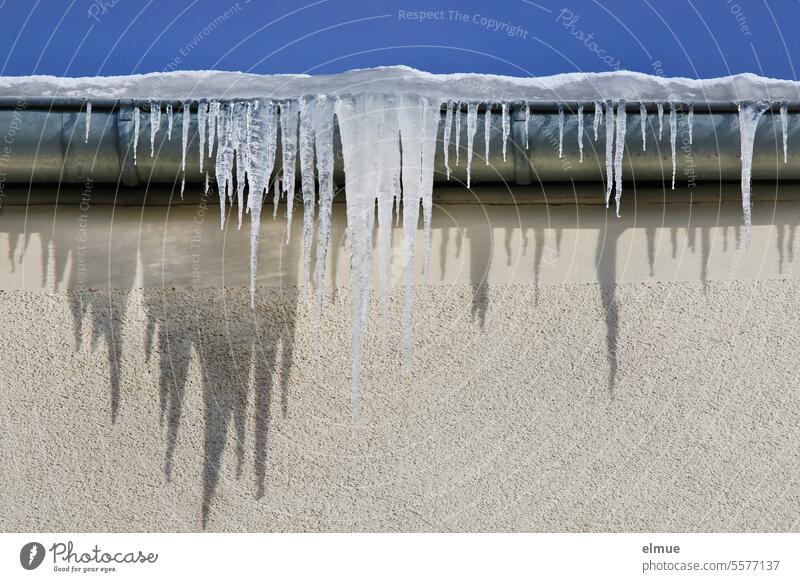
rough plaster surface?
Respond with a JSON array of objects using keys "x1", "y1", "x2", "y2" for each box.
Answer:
[{"x1": 1, "y1": 280, "x2": 798, "y2": 532}]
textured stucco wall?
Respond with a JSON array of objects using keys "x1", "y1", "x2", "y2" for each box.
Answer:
[{"x1": 0, "y1": 185, "x2": 798, "y2": 532}]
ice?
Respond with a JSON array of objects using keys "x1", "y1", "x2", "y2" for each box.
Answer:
[
  {"x1": 523, "y1": 103, "x2": 530, "y2": 149},
  {"x1": 484, "y1": 105, "x2": 491, "y2": 165},
  {"x1": 197, "y1": 101, "x2": 208, "y2": 172},
  {"x1": 739, "y1": 101, "x2": 769, "y2": 244},
  {"x1": 84, "y1": 101, "x2": 91, "y2": 143},
  {"x1": 557, "y1": 104, "x2": 564, "y2": 158},
  {"x1": 577, "y1": 103, "x2": 584, "y2": 162},
  {"x1": 149, "y1": 99, "x2": 160, "y2": 157},
  {"x1": 443, "y1": 100, "x2": 454, "y2": 178},
  {"x1": 780, "y1": 103, "x2": 788, "y2": 163},
  {"x1": 465, "y1": 102, "x2": 478, "y2": 187},
  {"x1": 166, "y1": 103, "x2": 173, "y2": 139},
  {"x1": 132, "y1": 106, "x2": 140, "y2": 165},
  {"x1": 604, "y1": 101, "x2": 615, "y2": 207},
  {"x1": 214, "y1": 102, "x2": 234, "y2": 226},
  {"x1": 613, "y1": 99, "x2": 626, "y2": 217},
  {"x1": 688, "y1": 103, "x2": 694, "y2": 145},
  {"x1": 399, "y1": 95, "x2": 439, "y2": 368},
  {"x1": 280, "y1": 100, "x2": 299, "y2": 239},
  {"x1": 232, "y1": 101, "x2": 250, "y2": 226},
  {"x1": 658, "y1": 102, "x2": 664, "y2": 139},
  {"x1": 208, "y1": 101, "x2": 220, "y2": 158},
  {"x1": 181, "y1": 101, "x2": 190, "y2": 175},
  {"x1": 312, "y1": 97, "x2": 336, "y2": 341},
  {"x1": 669, "y1": 103, "x2": 677, "y2": 189},
  {"x1": 593, "y1": 101, "x2": 602, "y2": 140},
  {"x1": 454, "y1": 102, "x2": 462, "y2": 165},
  {"x1": 640, "y1": 102, "x2": 646, "y2": 151},
  {"x1": 245, "y1": 98, "x2": 279, "y2": 306},
  {"x1": 272, "y1": 175, "x2": 281, "y2": 218},
  {"x1": 298, "y1": 96, "x2": 317, "y2": 295},
  {"x1": 501, "y1": 102, "x2": 510, "y2": 161}
]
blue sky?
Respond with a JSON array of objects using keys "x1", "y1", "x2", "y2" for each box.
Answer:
[{"x1": 0, "y1": 0, "x2": 797, "y2": 79}]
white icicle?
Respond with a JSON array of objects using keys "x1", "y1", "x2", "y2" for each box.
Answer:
[
  {"x1": 593, "y1": 101, "x2": 602, "y2": 141},
  {"x1": 558, "y1": 104, "x2": 564, "y2": 158},
  {"x1": 84, "y1": 101, "x2": 91, "y2": 143},
  {"x1": 484, "y1": 104, "x2": 491, "y2": 165},
  {"x1": 501, "y1": 102, "x2": 510, "y2": 162},
  {"x1": 443, "y1": 100, "x2": 453, "y2": 179},
  {"x1": 181, "y1": 102, "x2": 190, "y2": 176},
  {"x1": 149, "y1": 99, "x2": 160, "y2": 157},
  {"x1": 133, "y1": 106, "x2": 140, "y2": 165},
  {"x1": 465, "y1": 102, "x2": 478, "y2": 187},
  {"x1": 738, "y1": 101, "x2": 769, "y2": 245},
  {"x1": 166, "y1": 103, "x2": 173, "y2": 140},
  {"x1": 780, "y1": 103, "x2": 788, "y2": 163},
  {"x1": 399, "y1": 95, "x2": 439, "y2": 369},
  {"x1": 604, "y1": 101, "x2": 615, "y2": 208},
  {"x1": 214, "y1": 103, "x2": 234, "y2": 227},
  {"x1": 312, "y1": 97, "x2": 336, "y2": 341},
  {"x1": 208, "y1": 101, "x2": 220, "y2": 159},
  {"x1": 245, "y1": 99, "x2": 279, "y2": 306},
  {"x1": 197, "y1": 101, "x2": 208, "y2": 172},
  {"x1": 454, "y1": 102, "x2": 462, "y2": 165},
  {"x1": 232, "y1": 101, "x2": 250, "y2": 226},
  {"x1": 280, "y1": 100, "x2": 299, "y2": 239},
  {"x1": 640, "y1": 102, "x2": 647, "y2": 151},
  {"x1": 613, "y1": 99, "x2": 627, "y2": 217},
  {"x1": 272, "y1": 176, "x2": 281, "y2": 218},
  {"x1": 578, "y1": 103, "x2": 584, "y2": 162},
  {"x1": 688, "y1": 103, "x2": 694, "y2": 145},
  {"x1": 669, "y1": 103, "x2": 677, "y2": 189},
  {"x1": 523, "y1": 103, "x2": 530, "y2": 149},
  {"x1": 298, "y1": 96, "x2": 317, "y2": 296},
  {"x1": 658, "y1": 102, "x2": 664, "y2": 140}
]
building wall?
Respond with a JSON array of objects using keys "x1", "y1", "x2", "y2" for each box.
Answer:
[{"x1": 0, "y1": 184, "x2": 798, "y2": 532}]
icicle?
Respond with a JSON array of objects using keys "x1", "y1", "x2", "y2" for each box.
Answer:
[
  {"x1": 166, "y1": 103, "x2": 173, "y2": 140},
  {"x1": 577, "y1": 103, "x2": 584, "y2": 162},
  {"x1": 557, "y1": 104, "x2": 564, "y2": 158},
  {"x1": 232, "y1": 101, "x2": 250, "y2": 226},
  {"x1": 245, "y1": 99, "x2": 279, "y2": 306},
  {"x1": 780, "y1": 103, "x2": 788, "y2": 163},
  {"x1": 298, "y1": 96, "x2": 317, "y2": 296},
  {"x1": 197, "y1": 101, "x2": 208, "y2": 172},
  {"x1": 738, "y1": 101, "x2": 769, "y2": 245},
  {"x1": 399, "y1": 95, "x2": 439, "y2": 369},
  {"x1": 604, "y1": 101, "x2": 615, "y2": 208},
  {"x1": 613, "y1": 99, "x2": 627, "y2": 217},
  {"x1": 465, "y1": 102, "x2": 478, "y2": 187},
  {"x1": 669, "y1": 103, "x2": 677, "y2": 189},
  {"x1": 523, "y1": 103, "x2": 530, "y2": 149},
  {"x1": 593, "y1": 101, "x2": 602, "y2": 141},
  {"x1": 658, "y1": 102, "x2": 664, "y2": 139},
  {"x1": 214, "y1": 102, "x2": 234, "y2": 228},
  {"x1": 272, "y1": 176, "x2": 281, "y2": 218},
  {"x1": 132, "y1": 106, "x2": 140, "y2": 165},
  {"x1": 484, "y1": 104, "x2": 491, "y2": 165},
  {"x1": 688, "y1": 103, "x2": 694, "y2": 145},
  {"x1": 208, "y1": 101, "x2": 220, "y2": 159},
  {"x1": 312, "y1": 97, "x2": 336, "y2": 340},
  {"x1": 454, "y1": 102, "x2": 462, "y2": 165},
  {"x1": 443, "y1": 101, "x2": 453, "y2": 179},
  {"x1": 181, "y1": 102, "x2": 190, "y2": 176},
  {"x1": 501, "y1": 102, "x2": 510, "y2": 162},
  {"x1": 280, "y1": 100, "x2": 299, "y2": 239},
  {"x1": 84, "y1": 101, "x2": 91, "y2": 143},
  {"x1": 149, "y1": 99, "x2": 160, "y2": 157},
  {"x1": 204, "y1": 170, "x2": 209, "y2": 194},
  {"x1": 640, "y1": 102, "x2": 647, "y2": 151},
  {"x1": 181, "y1": 174, "x2": 185, "y2": 197}
]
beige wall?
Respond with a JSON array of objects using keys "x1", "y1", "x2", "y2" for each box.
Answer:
[{"x1": 0, "y1": 183, "x2": 798, "y2": 532}]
